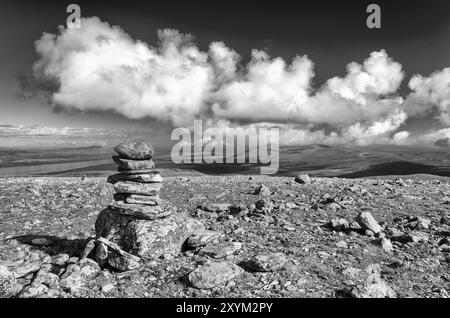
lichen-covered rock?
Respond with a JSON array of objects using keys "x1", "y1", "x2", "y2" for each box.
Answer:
[
  {"x1": 0, "y1": 265, "x2": 21, "y2": 298},
  {"x1": 114, "y1": 193, "x2": 160, "y2": 206},
  {"x1": 112, "y1": 156, "x2": 155, "y2": 171},
  {"x1": 114, "y1": 139, "x2": 154, "y2": 160},
  {"x1": 188, "y1": 261, "x2": 243, "y2": 289},
  {"x1": 96, "y1": 211, "x2": 204, "y2": 259},
  {"x1": 59, "y1": 258, "x2": 101, "y2": 294}
]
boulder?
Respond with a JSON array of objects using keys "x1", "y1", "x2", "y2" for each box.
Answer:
[{"x1": 112, "y1": 156, "x2": 155, "y2": 170}]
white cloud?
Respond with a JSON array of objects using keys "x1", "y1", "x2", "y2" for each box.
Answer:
[
  {"x1": 406, "y1": 68, "x2": 450, "y2": 125},
  {"x1": 29, "y1": 17, "x2": 450, "y2": 147}
]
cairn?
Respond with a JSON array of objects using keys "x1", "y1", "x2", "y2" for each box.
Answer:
[{"x1": 90, "y1": 139, "x2": 204, "y2": 272}]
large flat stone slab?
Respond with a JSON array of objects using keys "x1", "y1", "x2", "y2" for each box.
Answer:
[
  {"x1": 108, "y1": 173, "x2": 163, "y2": 184},
  {"x1": 113, "y1": 156, "x2": 155, "y2": 170},
  {"x1": 113, "y1": 181, "x2": 161, "y2": 195}
]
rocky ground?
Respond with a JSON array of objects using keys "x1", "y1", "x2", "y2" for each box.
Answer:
[{"x1": 0, "y1": 173, "x2": 449, "y2": 298}]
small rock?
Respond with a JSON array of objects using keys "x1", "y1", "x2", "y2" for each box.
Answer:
[
  {"x1": 51, "y1": 253, "x2": 70, "y2": 266},
  {"x1": 373, "y1": 238, "x2": 393, "y2": 253},
  {"x1": 349, "y1": 222, "x2": 362, "y2": 231},
  {"x1": 294, "y1": 174, "x2": 311, "y2": 185},
  {"x1": 80, "y1": 239, "x2": 96, "y2": 259},
  {"x1": 107, "y1": 252, "x2": 140, "y2": 272},
  {"x1": 342, "y1": 267, "x2": 361, "y2": 279},
  {"x1": 18, "y1": 283, "x2": 49, "y2": 298},
  {"x1": 357, "y1": 212, "x2": 382, "y2": 234},
  {"x1": 336, "y1": 240, "x2": 348, "y2": 249},
  {"x1": 0, "y1": 265, "x2": 21, "y2": 298},
  {"x1": 254, "y1": 184, "x2": 271, "y2": 196},
  {"x1": 199, "y1": 242, "x2": 242, "y2": 259},
  {"x1": 188, "y1": 261, "x2": 243, "y2": 289},
  {"x1": 186, "y1": 231, "x2": 221, "y2": 248},
  {"x1": 12, "y1": 262, "x2": 41, "y2": 278},
  {"x1": 102, "y1": 283, "x2": 115, "y2": 293},
  {"x1": 245, "y1": 252, "x2": 287, "y2": 272},
  {"x1": 31, "y1": 238, "x2": 52, "y2": 246},
  {"x1": 114, "y1": 139, "x2": 154, "y2": 160},
  {"x1": 330, "y1": 218, "x2": 349, "y2": 231}
]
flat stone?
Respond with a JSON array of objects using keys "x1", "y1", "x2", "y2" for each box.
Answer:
[
  {"x1": 113, "y1": 181, "x2": 161, "y2": 196},
  {"x1": 188, "y1": 261, "x2": 243, "y2": 289},
  {"x1": 12, "y1": 262, "x2": 41, "y2": 278},
  {"x1": 198, "y1": 242, "x2": 242, "y2": 258},
  {"x1": 197, "y1": 203, "x2": 232, "y2": 213},
  {"x1": 245, "y1": 252, "x2": 287, "y2": 272},
  {"x1": 114, "y1": 139, "x2": 154, "y2": 160},
  {"x1": 114, "y1": 193, "x2": 160, "y2": 206},
  {"x1": 108, "y1": 200, "x2": 174, "y2": 220},
  {"x1": 186, "y1": 231, "x2": 221, "y2": 248},
  {"x1": 330, "y1": 218, "x2": 349, "y2": 231},
  {"x1": 357, "y1": 212, "x2": 382, "y2": 234},
  {"x1": 108, "y1": 173, "x2": 163, "y2": 184},
  {"x1": 107, "y1": 251, "x2": 140, "y2": 271},
  {"x1": 392, "y1": 231, "x2": 429, "y2": 244},
  {"x1": 94, "y1": 242, "x2": 108, "y2": 267},
  {"x1": 31, "y1": 238, "x2": 52, "y2": 246},
  {"x1": 95, "y1": 211, "x2": 204, "y2": 259},
  {"x1": 112, "y1": 156, "x2": 155, "y2": 170},
  {"x1": 117, "y1": 168, "x2": 160, "y2": 175},
  {"x1": 50, "y1": 253, "x2": 70, "y2": 266}
]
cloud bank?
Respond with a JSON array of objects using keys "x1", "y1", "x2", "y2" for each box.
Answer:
[{"x1": 28, "y1": 17, "x2": 450, "y2": 146}]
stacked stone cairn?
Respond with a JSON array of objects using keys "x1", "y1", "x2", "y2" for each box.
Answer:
[{"x1": 89, "y1": 139, "x2": 204, "y2": 272}]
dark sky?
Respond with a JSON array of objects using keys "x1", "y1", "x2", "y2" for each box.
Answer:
[{"x1": 1, "y1": 0, "x2": 449, "y2": 129}]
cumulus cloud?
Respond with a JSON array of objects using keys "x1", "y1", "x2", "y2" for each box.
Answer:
[
  {"x1": 406, "y1": 68, "x2": 450, "y2": 125},
  {"x1": 27, "y1": 16, "x2": 450, "y2": 147}
]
